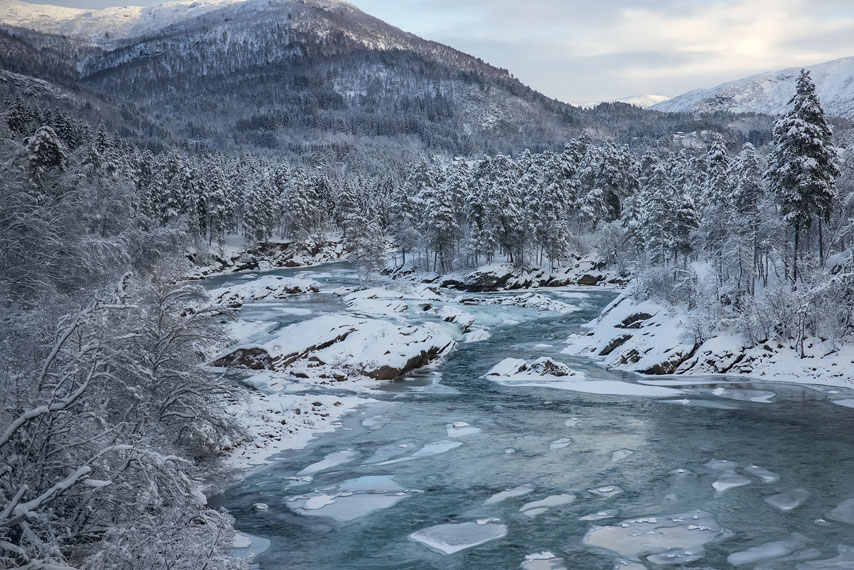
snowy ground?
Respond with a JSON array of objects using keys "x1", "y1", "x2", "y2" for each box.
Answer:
[{"x1": 564, "y1": 293, "x2": 854, "y2": 392}]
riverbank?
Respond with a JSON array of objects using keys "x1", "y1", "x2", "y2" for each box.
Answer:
[{"x1": 563, "y1": 293, "x2": 854, "y2": 393}]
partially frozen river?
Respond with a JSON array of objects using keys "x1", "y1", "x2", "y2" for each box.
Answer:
[{"x1": 208, "y1": 263, "x2": 854, "y2": 570}]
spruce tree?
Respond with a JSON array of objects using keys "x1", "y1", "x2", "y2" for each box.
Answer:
[{"x1": 766, "y1": 69, "x2": 839, "y2": 280}]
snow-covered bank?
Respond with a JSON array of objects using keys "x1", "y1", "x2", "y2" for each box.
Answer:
[
  {"x1": 213, "y1": 314, "x2": 456, "y2": 380},
  {"x1": 188, "y1": 239, "x2": 346, "y2": 277},
  {"x1": 564, "y1": 293, "x2": 854, "y2": 389},
  {"x1": 225, "y1": 390, "x2": 372, "y2": 470},
  {"x1": 393, "y1": 257, "x2": 628, "y2": 292}
]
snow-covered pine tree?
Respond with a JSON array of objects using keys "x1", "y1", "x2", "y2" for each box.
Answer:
[{"x1": 766, "y1": 69, "x2": 840, "y2": 281}]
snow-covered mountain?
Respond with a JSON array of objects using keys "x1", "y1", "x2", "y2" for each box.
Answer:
[{"x1": 653, "y1": 57, "x2": 854, "y2": 119}]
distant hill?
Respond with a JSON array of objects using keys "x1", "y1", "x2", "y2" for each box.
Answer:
[{"x1": 653, "y1": 57, "x2": 854, "y2": 119}]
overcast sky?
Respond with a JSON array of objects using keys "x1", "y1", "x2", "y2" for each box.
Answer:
[{"x1": 23, "y1": 0, "x2": 854, "y2": 104}]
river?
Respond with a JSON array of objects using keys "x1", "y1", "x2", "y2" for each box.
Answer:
[{"x1": 207, "y1": 263, "x2": 854, "y2": 570}]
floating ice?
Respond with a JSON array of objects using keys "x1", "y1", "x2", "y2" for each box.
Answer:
[
  {"x1": 831, "y1": 399, "x2": 854, "y2": 409},
  {"x1": 727, "y1": 534, "x2": 805, "y2": 566},
  {"x1": 579, "y1": 509, "x2": 619, "y2": 521},
  {"x1": 297, "y1": 450, "x2": 358, "y2": 476},
  {"x1": 798, "y1": 545, "x2": 854, "y2": 568},
  {"x1": 232, "y1": 532, "x2": 252, "y2": 548},
  {"x1": 765, "y1": 489, "x2": 811, "y2": 512},
  {"x1": 584, "y1": 510, "x2": 729, "y2": 566},
  {"x1": 744, "y1": 465, "x2": 780, "y2": 484},
  {"x1": 363, "y1": 441, "x2": 418, "y2": 464},
  {"x1": 550, "y1": 438, "x2": 573, "y2": 450},
  {"x1": 713, "y1": 474, "x2": 752, "y2": 493},
  {"x1": 504, "y1": 448, "x2": 518, "y2": 454},
  {"x1": 409, "y1": 520, "x2": 508, "y2": 555},
  {"x1": 614, "y1": 560, "x2": 647, "y2": 570},
  {"x1": 564, "y1": 418, "x2": 581, "y2": 428},
  {"x1": 484, "y1": 483, "x2": 536, "y2": 505},
  {"x1": 706, "y1": 459, "x2": 738, "y2": 473},
  {"x1": 521, "y1": 551, "x2": 567, "y2": 570},
  {"x1": 827, "y1": 498, "x2": 854, "y2": 524},
  {"x1": 361, "y1": 415, "x2": 390, "y2": 430},
  {"x1": 713, "y1": 389, "x2": 776, "y2": 404},
  {"x1": 660, "y1": 398, "x2": 738, "y2": 410},
  {"x1": 447, "y1": 422, "x2": 482, "y2": 438},
  {"x1": 589, "y1": 486, "x2": 624, "y2": 498},
  {"x1": 285, "y1": 476, "x2": 416, "y2": 522},
  {"x1": 612, "y1": 449, "x2": 634, "y2": 462},
  {"x1": 253, "y1": 503, "x2": 269, "y2": 511},
  {"x1": 377, "y1": 440, "x2": 463, "y2": 465},
  {"x1": 523, "y1": 507, "x2": 549, "y2": 518},
  {"x1": 521, "y1": 494, "x2": 576, "y2": 512},
  {"x1": 670, "y1": 468, "x2": 692, "y2": 476}
]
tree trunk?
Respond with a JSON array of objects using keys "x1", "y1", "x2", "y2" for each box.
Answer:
[
  {"x1": 818, "y1": 217, "x2": 824, "y2": 265},
  {"x1": 793, "y1": 221, "x2": 800, "y2": 286}
]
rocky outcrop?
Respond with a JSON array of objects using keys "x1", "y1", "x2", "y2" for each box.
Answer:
[
  {"x1": 435, "y1": 259, "x2": 628, "y2": 293},
  {"x1": 212, "y1": 347, "x2": 274, "y2": 370},
  {"x1": 189, "y1": 240, "x2": 346, "y2": 277}
]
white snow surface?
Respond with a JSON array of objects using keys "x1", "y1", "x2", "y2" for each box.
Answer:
[
  {"x1": 653, "y1": 56, "x2": 854, "y2": 120},
  {"x1": 210, "y1": 276, "x2": 319, "y2": 306},
  {"x1": 565, "y1": 292, "x2": 854, "y2": 389}
]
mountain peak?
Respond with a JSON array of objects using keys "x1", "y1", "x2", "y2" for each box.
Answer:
[
  {"x1": 653, "y1": 56, "x2": 854, "y2": 119},
  {"x1": 0, "y1": 0, "x2": 357, "y2": 45}
]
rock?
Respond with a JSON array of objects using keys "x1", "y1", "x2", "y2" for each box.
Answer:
[
  {"x1": 577, "y1": 274, "x2": 602, "y2": 286},
  {"x1": 211, "y1": 347, "x2": 274, "y2": 370},
  {"x1": 600, "y1": 334, "x2": 632, "y2": 356}
]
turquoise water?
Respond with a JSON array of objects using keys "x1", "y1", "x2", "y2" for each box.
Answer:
[{"x1": 209, "y1": 264, "x2": 854, "y2": 570}]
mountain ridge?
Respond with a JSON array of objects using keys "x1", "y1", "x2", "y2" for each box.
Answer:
[{"x1": 653, "y1": 56, "x2": 854, "y2": 119}]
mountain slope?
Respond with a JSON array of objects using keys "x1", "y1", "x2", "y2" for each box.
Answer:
[{"x1": 653, "y1": 57, "x2": 854, "y2": 119}]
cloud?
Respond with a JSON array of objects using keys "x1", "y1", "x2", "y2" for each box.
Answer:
[{"x1": 354, "y1": 0, "x2": 854, "y2": 102}]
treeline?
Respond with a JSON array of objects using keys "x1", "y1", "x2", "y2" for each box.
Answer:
[{"x1": 1, "y1": 107, "x2": 249, "y2": 568}]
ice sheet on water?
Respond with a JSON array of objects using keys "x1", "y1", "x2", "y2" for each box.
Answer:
[
  {"x1": 231, "y1": 531, "x2": 271, "y2": 560},
  {"x1": 447, "y1": 421, "x2": 482, "y2": 438},
  {"x1": 660, "y1": 398, "x2": 738, "y2": 410},
  {"x1": 584, "y1": 510, "x2": 729, "y2": 566},
  {"x1": 522, "y1": 507, "x2": 549, "y2": 518},
  {"x1": 484, "y1": 483, "x2": 536, "y2": 505},
  {"x1": 744, "y1": 464, "x2": 780, "y2": 483},
  {"x1": 550, "y1": 438, "x2": 572, "y2": 450},
  {"x1": 713, "y1": 474, "x2": 752, "y2": 493},
  {"x1": 579, "y1": 509, "x2": 619, "y2": 521},
  {"x1": 363, "y1": 440, "x2": 418, "y2": 464},
  {"x1": 826, "y1": 498, "x2": 854, "y2": 524},
  {"x1": 612, "y1": 449, "x2": 634, "y2": 462},
  {"x1": 409, "y1": 520, "x2": 508, "y2": 555},
  {"x1": 564, "y1": 418, "x2": 581, "y2": 428},
  {"x1": 521, "y1": 552, "x2": 568, "y2": 570},
  {"x1": 797, "y1": 545, "x2": 854, "y2": 568},
  {"x1": 831, "y1": 399, "x2": 854, "y2": 409},
  {"x1": 521, "y1": 494, "x2": 576, "y2": 512},
  {"x1": 464, "y1": 327, "x2": 491, "y2": 343},
  {"x1": 706, "y1": 459, "x2": 738, "y2": 473},
  {"x1": 766, "y1": 489, "x2": 811, "y2": 512},
  {"x1": 589, "y1": 486, "x2": 624, "y2": 498},
  {"x1": 361, "y1": 415, "x2": 390, "y2": 430},
  {"x1": 297, "y1": 450, "x2": 358, "y2": 476},
  {"x1": 727, "y1": 534, "x2": 806, "y2": 566},
  {"x1": 713, "y1": 388, "x2": 776, "y2": 404},
  {"x1": 377, "y1": 440, "x2": 463, "y2": 465},
  {"x1": 285, "y1": 476, "x2": 416, "y2": 522}
]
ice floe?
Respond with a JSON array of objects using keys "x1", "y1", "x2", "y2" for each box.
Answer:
[
  {"x1": 579, "y1": 509, "x2": 619, "y2": 521},
  {"x1": 827, "y1": 498, "x2": 854, "y2": 524},
  {"x1": 409, "y1": 520, "x2": 508, "y2": 555},
  {"x1": 612, "y1": 449, "x2": 634, "y2": 462},
  {"x1": 484, "y1": 483, "x2": 537, "y2": 505},
  {"x1": 550, "y1": 438, "x2": 573, "y2": 450},
  {"x1": 521, "y1": 552, "x2": 568, "y2": 570},
  {"x1": 446, "y1": 421, "x2": 482, "y2": 438},
  {"x1": 297, "y1": 449, "x2": 358, "y2": 476},
  {"x1": 584, "y1": 510, "x2": 730, "y2": 566},
  {"x1": 765, "y1": 489, "x2": 811, "y2": 512},
  {"x1": 285, "y1": 476, "x2": 418, "y2": 522},
  {"x1": 520, "y1": 494, "x2": 576, "y2": 517},
  {"x1": 713, "y1": 473, "x2": 752, "y2": 493},
  {"x1": 377, "y1": 440, "x2": 463, "y2": 465},
  {"x1": 797, "y1": 545, "x2": 854, "y2": 568},
  {"x1": 589, "y1": 486, "x2": 624, "y2": 498},
  {"x1": 727, "y1": 534, "x2": 806, "y2": 566}
]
